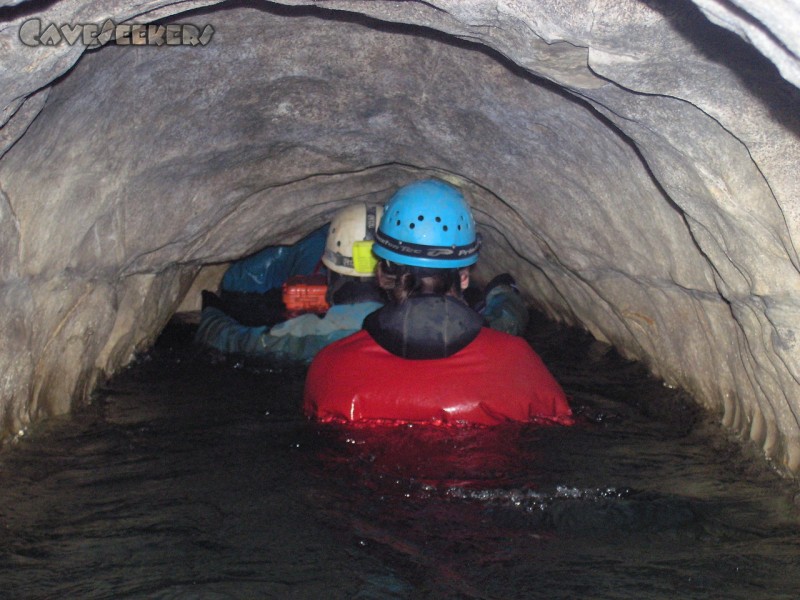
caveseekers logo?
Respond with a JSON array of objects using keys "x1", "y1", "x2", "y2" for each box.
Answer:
[{"x1": 19, "y1": 19, "x2": 214, "y2": 48}]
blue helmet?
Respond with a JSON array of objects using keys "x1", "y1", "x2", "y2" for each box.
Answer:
[{"x1": 373, "y1": 179, "x2": 481, "y2": 268}]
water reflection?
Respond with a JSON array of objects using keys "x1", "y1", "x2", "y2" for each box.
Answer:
[{"x1": 0, "y1": 315, "x2": 798, "y2": 599}]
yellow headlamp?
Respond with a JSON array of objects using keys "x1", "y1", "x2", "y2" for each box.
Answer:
[{"x1": 352, "y1": 240, "x2": 378, "y2": 274}]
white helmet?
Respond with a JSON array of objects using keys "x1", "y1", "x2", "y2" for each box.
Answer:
[{"x1": 322, "y1": 203, "x2": 384, "y2": 277}]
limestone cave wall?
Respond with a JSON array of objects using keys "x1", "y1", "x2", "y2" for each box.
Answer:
[{"x1": 1, "y1": 0, "x2": 799, "y2": 472}]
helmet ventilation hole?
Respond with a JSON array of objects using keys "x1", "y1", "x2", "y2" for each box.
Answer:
[{"x1": 375, "y1": 180, "x2": 479, "y2": 267}]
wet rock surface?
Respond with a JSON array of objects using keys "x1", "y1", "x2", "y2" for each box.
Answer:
[{"x1": 0, "y1": 1, "x2": 799, "y2": 472}]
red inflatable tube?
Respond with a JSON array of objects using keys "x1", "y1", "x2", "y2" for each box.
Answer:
[{"x1": 304, "y1": 328, "x2": 573, "y2": 426}]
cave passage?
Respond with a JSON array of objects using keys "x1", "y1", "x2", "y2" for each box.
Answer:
[
  {"x1": 1, "y1": 2, "x2": 800, "y2": 475},
  {"x1": 1, "y1": 1, "x2": 800, "y2": 593}
]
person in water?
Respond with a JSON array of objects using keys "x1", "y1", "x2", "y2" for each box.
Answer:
[
  {"x1": 196, "y1": 197, "x2": 532, "y2": 365},
  {"x1": 304, "y1": 179, "x2": 573, "y2": 425},
  {"x1": 196, "y1": 203, "x2": 386, "y2": 363}
]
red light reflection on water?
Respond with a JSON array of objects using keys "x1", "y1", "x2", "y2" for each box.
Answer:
[{"x1": 314, "y1": 421, "x2": 550, "y2": 493}]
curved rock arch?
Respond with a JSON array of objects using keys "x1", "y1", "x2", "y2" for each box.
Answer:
[{"x1": 1, "y1": 0, "x2": 799, "y2": 473}]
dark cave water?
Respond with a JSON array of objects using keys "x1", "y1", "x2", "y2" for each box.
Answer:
[{"x1": 1, "y1": 314, "x2": 799, "y2": 599}]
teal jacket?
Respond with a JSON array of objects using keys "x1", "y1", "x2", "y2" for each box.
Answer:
[
  {"x1": 197, "y1": 221, "x2": 527, "y2": 361},
  {"x1": 196, "y1": 301, "x2": 383, "y2": 363},
  {"x1": 195, "y1": 283, "x2": 526, "y2": 363},
  {"x1": 481, "y1": 283, "x2": 529, "y2": 336}
]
